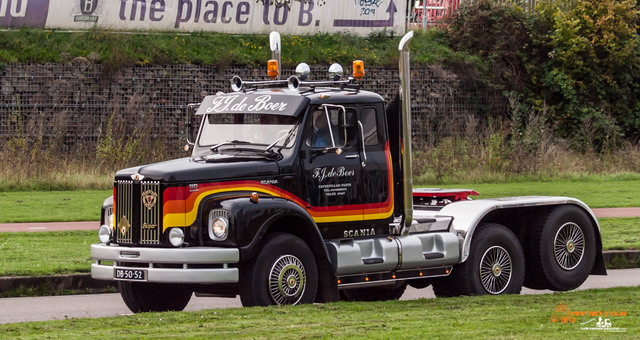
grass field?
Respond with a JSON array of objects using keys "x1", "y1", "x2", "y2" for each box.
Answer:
[
  {"x1": 0, "y1": 179, "x2": 637, "y2": 278},
  {"x1": 0, "y1": 231, "x2": 93, "y2": 276},
  {"x1": 446, "y1": 177, "x2": 640, "y2": 208},
  {"x1": 0, "y1": 286, "x2": 637, "y2": 338},
  {"x1": 0, "y1": 190, "x2": 110, "y2": 223},
  {"x1": 0, "y1": 218, "x2": 636, "y2": 278},
  {"x1": 599, "y1": 217, "x2": 640, "y2": 250},
  {"x1": 0, "y1": 178, "x2": 639, "y2": 223}
]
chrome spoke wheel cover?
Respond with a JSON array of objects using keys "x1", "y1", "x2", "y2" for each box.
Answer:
[
  {"x1": 479, "y1": 246, "x2": 512, "y2": 294},
  {"x1": 269, "y1": 255, "x2": 306, "y2": 305},
  {"x1": 554, "y1": 222, "x2": 585, "y2": 270}
]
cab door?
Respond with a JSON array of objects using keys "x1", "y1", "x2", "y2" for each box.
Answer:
[
  {"x1": 356, "y1": 103, "x2": 393, "y2": 222},
  {"x1": 301, "y1": 105, "x2": 363, "y2": 223}
]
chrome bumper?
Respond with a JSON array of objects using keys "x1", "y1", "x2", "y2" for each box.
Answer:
[{"x1": 90, "y1": 243, "x2": 239, "y2": 284}]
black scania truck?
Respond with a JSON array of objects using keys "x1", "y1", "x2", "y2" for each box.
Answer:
[{"x1": 91, "y1": 32, "x2": 606, "y2": 313}]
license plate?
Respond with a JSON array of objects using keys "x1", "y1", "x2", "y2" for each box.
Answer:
[{"x1": 114, "y1": 268, "x2": 147, "y2": 281}]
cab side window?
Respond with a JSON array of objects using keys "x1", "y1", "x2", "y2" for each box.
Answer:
[
  {"x1": 361, "y1": 107, "x2": 380, "y2": 146},
  {"x1": 306, "y1": 107, "x2": 345, "y2": 148}
]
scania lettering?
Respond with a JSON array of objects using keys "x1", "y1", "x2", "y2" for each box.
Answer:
[{"x1": 90, "y1": 32, "x2": 606, "y2": 312}]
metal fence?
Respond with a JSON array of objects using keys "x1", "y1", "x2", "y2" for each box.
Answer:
[
  {"x1": 0, "y1": 63, "x2": 506, "y2": 154},
  {"x1": 408, "y1": 0, "x2": 538, "y2": 29}
]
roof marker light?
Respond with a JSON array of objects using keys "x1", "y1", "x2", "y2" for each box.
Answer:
[
  {"x1": 353, "y1": 60, "x2": 365, "y2": 80},
  {"x1": 267, "y1": 59, "x2": 279, "y2": 80}
]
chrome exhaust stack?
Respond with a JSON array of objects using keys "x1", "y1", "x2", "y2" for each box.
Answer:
[{"x1": 399, "y1": 31, "x2": 414, "y2": 232}]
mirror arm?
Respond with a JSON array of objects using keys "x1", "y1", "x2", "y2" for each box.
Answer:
[
  {"x1": 185, "y1": 103, "x2": 199, "y2": 146},
  {"x1": 323, "y1": 106, "x2": 337, "y2": 147}
]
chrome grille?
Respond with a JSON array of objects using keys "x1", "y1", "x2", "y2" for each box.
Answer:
[
  {"x1": 115, "y1": 179, "x2": 162, "y2": 245},
  {"x1": 116, "y1": 180, "x2": 134, "y2": 244},
  {"x1": 209, "y1": 209, "x2": 228, "y2": 219},
  {"x1": 140, "y1": 181, "x2": 161, "y2": 245}
]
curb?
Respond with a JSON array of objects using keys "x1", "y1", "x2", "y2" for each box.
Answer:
[
  {"x1": 1, "y1": 250, "x2": 638, "y2": 296},
  {"x1": 601, "y1": 250, "x2": 640, "y2": 265},
  {"x1": 0, "y1": 273, "x2": 115, "y2": 294}
]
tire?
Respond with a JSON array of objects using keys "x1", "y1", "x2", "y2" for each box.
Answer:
[
  {"x1": 341, "y1": 281, "x2": 407, "y2": 302},
  {"x1": 239, "y1": 233, "x2": 318, "y2": 307},
  {"x1": 432, "y1": 278, "x2": 453, "y2": 297},
  {"x1": 432, "y1": 223, "x2": 525, "y2": 297},
  {"x1": 118, "y1": 281, "x2": 192, "y2": 313},
  {"x1": 525, "y1": 205, "x2": 596, "y2": 291},
  {"x1": 407, "y1": 278, "x2": 431, "y2": 289}
]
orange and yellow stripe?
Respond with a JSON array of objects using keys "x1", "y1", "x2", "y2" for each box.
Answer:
[{"x1": 162, "y1": 143, "x2": 394, "y2": 230}]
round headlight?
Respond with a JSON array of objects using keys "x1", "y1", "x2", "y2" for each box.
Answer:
[
  {"x1": 98, "y1": 224, "x2": 112, "y2": 243},
  {"x1": 169, "y1": 228, "x2": 185, "y2": 247},
  {"x1": 209, "y1": 217, "x2": 229, "y2": 241}
]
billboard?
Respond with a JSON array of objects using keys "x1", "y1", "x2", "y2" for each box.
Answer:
[
  {"x1": 0, "y1": 0, "x2": 50, "y2": 27},
  {"x1": 1, "y1": 0, "x2": 407, "y2": 35}
]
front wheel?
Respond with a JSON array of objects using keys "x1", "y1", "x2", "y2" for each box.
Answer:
[
  {"x1": 432, "y1": 223, "x2": 525, "y2": 297},
  {"x1": 239, "y1": 233, "x2": 318, "y2": 307},
  {"x1": 118, "y1": 282, "x2": 192, "y2": 313}
]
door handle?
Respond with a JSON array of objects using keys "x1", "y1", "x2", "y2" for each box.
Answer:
[{"x1": 345, "y1": 154, "x2": 359, "y2": 159}]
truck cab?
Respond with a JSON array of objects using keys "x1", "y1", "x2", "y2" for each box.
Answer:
[{"x1": 91, "y1": 32, "x2": 605, "y2": 312}]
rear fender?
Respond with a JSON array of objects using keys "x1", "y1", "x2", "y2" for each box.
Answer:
[{"x1": 438, "y1": 197, "x2": 604, "y2": 272}]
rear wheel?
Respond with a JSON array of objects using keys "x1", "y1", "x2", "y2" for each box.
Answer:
[
  {"x1": 239, "y1": 233, "x2": 318, "y2": 307},
  {"x1": 432, "y1": 223, "x2": 524, "y2": 297},
  {"x1": 341, "y1": 282, "x2": 407, "y2": 302},
  {"x1": 118, "y1": 282, "x2": 192, "y2": 313},
  {"x1": 525, "y1": 205, "x2": 596, "y2": 291}
]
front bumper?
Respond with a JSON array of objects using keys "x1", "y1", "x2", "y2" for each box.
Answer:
[{"x1": 91, "y1": 243, "x2": 239, "y2": 284}]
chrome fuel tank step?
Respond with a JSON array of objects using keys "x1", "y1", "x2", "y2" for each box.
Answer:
[{"x1": 325, "y1": 231, "x2": 460, "y2": 276}]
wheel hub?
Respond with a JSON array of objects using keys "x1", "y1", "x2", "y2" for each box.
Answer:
[
  {"x1": 566, "y1": 240, "x2": 575, "y2": 253},
  {"x1": 287, "y1": 275, "x2": 297, "y2": 289},
  {"x1": 479, "y1": 245, "x2": 512, "y2": 294},
  {"x1": 554, "y1": 222, "x2": 585, "y2": 270},
  {"x1": 492, "y1": 264, "x2": 502, "y2": 276},
  {"x1": 269, "y1": 255, "x2": 306, "y2": 305}
]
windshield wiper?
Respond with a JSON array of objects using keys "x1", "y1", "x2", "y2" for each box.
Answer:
[
  {"x1": 265, "y1": 125, "x2": 298, "y2": 152},
  {"x1": 210, "y1": 140, "x2": 252, "y2": 152}
]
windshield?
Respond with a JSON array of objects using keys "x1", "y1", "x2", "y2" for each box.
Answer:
[{"x1": 198, "y1": 113, "x2": 299, "y2": 149}]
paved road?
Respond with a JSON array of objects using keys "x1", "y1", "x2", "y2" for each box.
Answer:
[
  {"x1": 1, "y1": 208, "x2": 638, "y2": 233},
  {"x1": 0, "y1": 268, "x2": 638, "y2": 324}
]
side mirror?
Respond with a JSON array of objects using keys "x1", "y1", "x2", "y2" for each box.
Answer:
[{"x1": 184, "y1": 103, "x2": 199, "y2": 151}]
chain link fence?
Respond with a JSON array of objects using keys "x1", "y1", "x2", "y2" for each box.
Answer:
[{"x1": 0, "y1": 62, "x2": 506, "y2": 154}]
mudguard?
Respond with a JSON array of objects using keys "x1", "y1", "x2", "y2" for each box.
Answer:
[
  {"x1": 203, "y1": 194, "x2": 338, "y2": 302},
  {"x1": 434, "y1": 196, "x2": 602, "y2": 264},
  {"x1": 209, "y1": 196, "x2": 330, "y2": 261}
]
